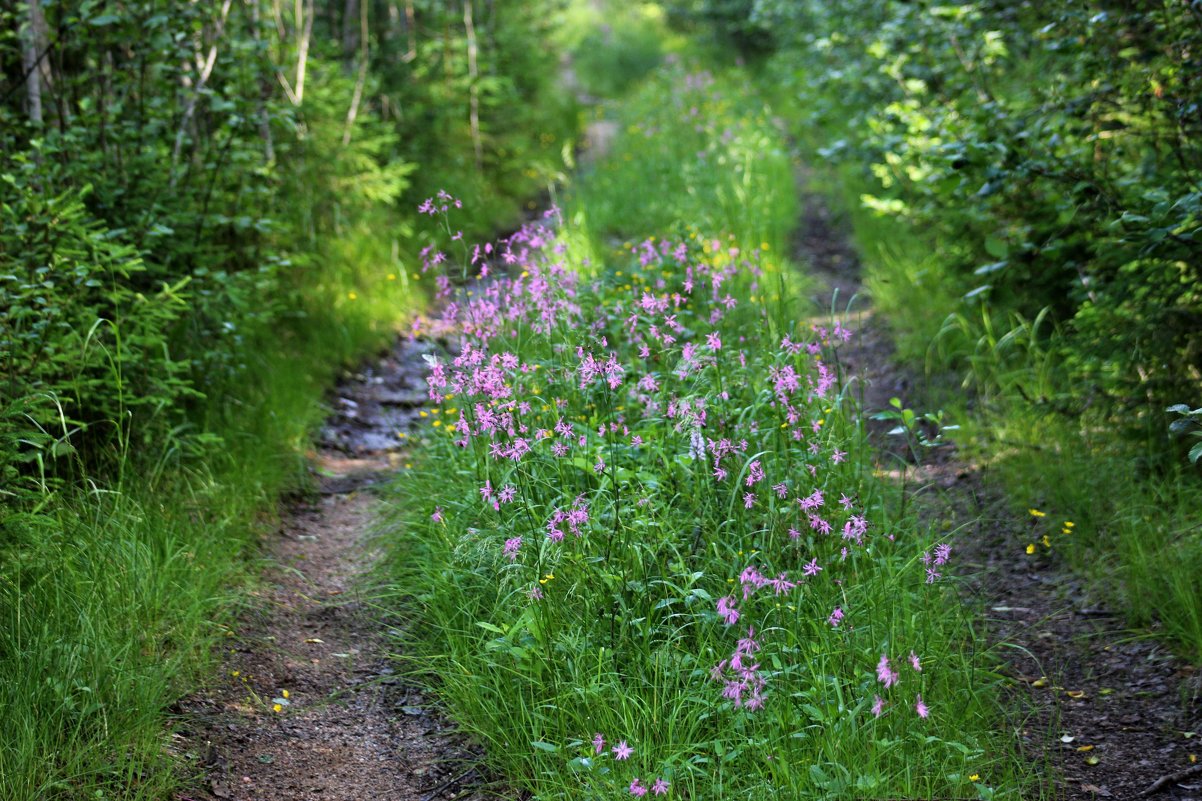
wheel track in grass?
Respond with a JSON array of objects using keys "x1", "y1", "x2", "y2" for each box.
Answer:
[
  {"x1": 177, "y1": 106, "x2": 623, "y2": 801},
  {"x1": 179, "y1": 336, "x2": 496, "y2": 801},
  {"x1": 175, "y1": 152, "x2": 603, "y2": 792},
  {"x1": 793, "y1": 169, "x2": 1202, "y2": 800}
]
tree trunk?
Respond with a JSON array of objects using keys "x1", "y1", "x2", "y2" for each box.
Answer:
[
  {"x1": 21, "y1": 0, "x2": 46, "y2": 125},
  {"x1": 464, "y1": 0, "x2": 482, "y2": 170},
  {"x1": 251, "y1": 0, "x2": 276, "y2": 162},
  {"x1": 342, "y1": 0, "x2": 359, "y2": 64},
  {"x1": 342, "y1": 0, "x2": 369, "y2": 146},
  {"x1": 295, "y1": 0, "x2": 314, "y2": 104},
  {"x1": 171, "y1": 0, "x2": 234, "y2": 177},
  {"x1": 403, "y1": 0, "x2": 416, "y2": 63}
]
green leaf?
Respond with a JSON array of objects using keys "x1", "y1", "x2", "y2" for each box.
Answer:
[
  {"x1": 475, "y1": 621, "x2": 506, "y2": 635},
  {"x1": 530, "y1": 741, "x2": 559, "y2": 753},
  {"x1": 974, "y1": 260, "x2": 1008, "y2": 276},
  {"x1": 984, "y1": 236, "x2": 1009, "y2": 259}
]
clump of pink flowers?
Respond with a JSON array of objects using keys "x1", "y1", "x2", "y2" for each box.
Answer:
[{"x1": 411, "y1": 172, "x2": 960, "y2": 794}]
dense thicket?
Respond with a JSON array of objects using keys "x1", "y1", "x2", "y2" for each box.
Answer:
[
  {"x1": 675, "y1": 0, "x2": 1202, "y2": 449},
  {"x1": 1, "y1": 0, "x2": 572, "y2": 489}
]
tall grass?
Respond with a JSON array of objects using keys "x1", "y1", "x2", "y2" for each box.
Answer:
[{"x1": 378, "y1": 63, "x2": 1026, "y2": 799}]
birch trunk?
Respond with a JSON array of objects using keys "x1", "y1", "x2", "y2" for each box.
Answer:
[
  {"x1": 342, "y1": 0, "x2": 370, "y2": 146},
  {"x1": 294, "y1": 0, "x2": 314, "y2": 104},
  {"x1": 21, "y1": 0, "x2": 45, "y2": 125},
  {"x1": 464, "y1": 0, "x2": 482, "y2": 170},
  {"x1": 171, "y1": 0, "x2": 234, "y2": 172}
]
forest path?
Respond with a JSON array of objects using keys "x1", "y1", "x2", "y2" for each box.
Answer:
[
  {"x1": 180, "y1": 71, "x2": 618, "y2": 799},
  {"x1": 183, "y1": 338, "x2": 488, "y2": 801},
  {"x1": 794, "y1": 171, "x2": 1201, "y2": 800}
]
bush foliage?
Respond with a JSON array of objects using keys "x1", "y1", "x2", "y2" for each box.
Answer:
[{"x1": 672, "y1": 0, "x2": 1202, "y2": 444}]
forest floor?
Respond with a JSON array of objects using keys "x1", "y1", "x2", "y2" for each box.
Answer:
[
  {"x1": 180, "y1": 338, "x2": 493, "y2": 801},
  {"x1": 794, "y1": 174, "x2": 1202, "y2": 800}
]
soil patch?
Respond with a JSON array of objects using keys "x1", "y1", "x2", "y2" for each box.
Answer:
[{"x1": 180, "y1": 336, "x2": 491, "y2": 801}]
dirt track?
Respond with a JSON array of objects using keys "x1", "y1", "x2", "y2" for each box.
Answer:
[{"x1": 181, "y1": 339, "x2": 491, "y2": 801}]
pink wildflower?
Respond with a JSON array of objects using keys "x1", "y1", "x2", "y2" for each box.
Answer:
[
  {"x1": 798, "y1": 489, "x2": 824, "y2": 510},
  {"x1": 872, "y1": 695, "x2": 885, "y2": 717},
  {"x1": 916, "y1": 695, "x2": 929, "y2": 719},
  {"x1": 876, "y1": 654, "x2": 899, "y2": 688},
  {"x1": 629, "y1": 779, "x2": 647, "y2": 797},
  {"x1": 739, "y1": 566, "x2": 767, "y2": 599},
  {"x1": 909, "y1": 651, "x2": 922, "y2": 672},
  {"x1": 613, "y1": 741, "x2": 633, "y2": 760},
  {"x1": 933, "y1": 543, "x2": 952, "y2": 565},
  {"x1": 769, "y1": 572, "x2": 796, "y2": 596},
  {"x1": 592, "y1": 733, "x2": 604, "y2": 754},
  {"x1": 652, "y1": 778, "x2": 669, "y2": 795},
  {"x1": 716, "y1": 596, "x2": 740, "y2": 625}
]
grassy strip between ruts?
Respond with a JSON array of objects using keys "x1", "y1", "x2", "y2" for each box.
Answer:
[{"x1": 378, "y1": 63, "x2": 1028, "y2": 800}]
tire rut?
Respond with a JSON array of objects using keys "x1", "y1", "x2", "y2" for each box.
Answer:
[{"x1": 180, "y1": 337, "x2": 490, "y2": 801}]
